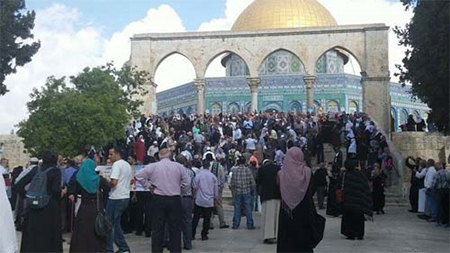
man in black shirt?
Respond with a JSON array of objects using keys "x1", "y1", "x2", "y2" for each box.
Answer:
[{"x1": 313, "y1": 163, "x2": 328, "y2": 209}]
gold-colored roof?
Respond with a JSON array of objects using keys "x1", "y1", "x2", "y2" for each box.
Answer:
[{"x1": 231, "y1": 0, "x2": 337, "y2": 31}]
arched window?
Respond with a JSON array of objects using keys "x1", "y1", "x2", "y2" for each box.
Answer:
[
  {"x1": 349, "y1": 101, "x2": 358, "y2": 113},
  {"x1": 178, "y1": 108, "x2": 184, "y2": 115},
  {"x1": 186, "y1": 106, "x2": 193, "y2": 115},
  {"x1": 391, "y1": 108, "x2": 399, "y2": 132},
  {"x1": 244, "y1": 102, "x2": 252, "y2": 113},
  {"x1": 211, "y1": 103, "x2": 222, "y2": 115},
  {"x1": 327, "y1": 100, "x2": 339, "y2": 113},
  {"x1": 400, "y1": 109, "x2": 409, "y2": 125},
  {"x1": 259, "y1": 49, "x2": 306, "y2": 76},
  {"x1": 289, "y1": 101, "x2": 302, "y2": 113},
  {"x1": 228, "y1": 103, "x2": 240, "y2": 114}
]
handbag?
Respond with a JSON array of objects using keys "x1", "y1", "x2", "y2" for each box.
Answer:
[
  {"x1": 336, "y1": 173, "x2": 346, "y2": 203},
  {"x1": 95, "y1": 190, "x2": 112, "y2": 239},
  {"x1": 310, "y1": 191, "x2": 326, "y2": 248}
]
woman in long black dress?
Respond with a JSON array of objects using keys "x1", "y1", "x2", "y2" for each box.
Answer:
[
  {"x1": 19, "y1": 150, "x2": 63, "y2": 253},
  {"x1": 69, "y1": 158, "x2": 110, "y2": 253},
  {"x1": 277, "y1": 147, "x2": 318, "y2": 253},
  {"x1": 326, "y1": 166, "x2": 341, "y2": 217},
  {"x1": 340, "y1": 159, "x2": 373, "y2": 240},
  {"x1": 372, "y1": 166, "x2": 385, "y2": 214}
]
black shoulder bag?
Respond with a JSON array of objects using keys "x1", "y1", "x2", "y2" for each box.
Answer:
[
  {"x1": 309, "y1": 191, "x2": 326, "y2": 248},
  {"x1": 95, "y1": 190, "x2": 112, "y2": 239}
]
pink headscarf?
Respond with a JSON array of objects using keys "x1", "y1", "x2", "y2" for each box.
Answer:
[{"x1": 278, "y1": 147, "x2": 311, "y2": 213}]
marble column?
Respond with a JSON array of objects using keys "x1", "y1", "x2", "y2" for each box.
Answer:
[
  {"x1": 194, "y1": 78, "x2": 206, "y2": 115},
  {"x1": 303, "y1": 75, "x2": 317, "y2": 113},
  {"x1": 247, "y1": 77, "x2": 260, "y2": 113},
  {"x1": 361, "y1": 73, "x2": 391, "y2": 135}
]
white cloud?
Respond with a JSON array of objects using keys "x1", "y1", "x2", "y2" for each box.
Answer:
[
  {"x1": 101, "y1": 4, "x2": 192, "y2": 92},
  {"x1": 197, "y1": 0, "x2": 254, "y2": 31},
  {"x1": 103, "y1": 5, "x2": 186, "y2": 68}
]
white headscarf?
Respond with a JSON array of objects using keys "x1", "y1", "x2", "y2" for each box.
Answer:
[{"x1": 0, "y1": 175, "x2": 17, "y2": 253}]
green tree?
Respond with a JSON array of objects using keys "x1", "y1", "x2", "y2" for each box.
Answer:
[
  {"x1": 394, "y1": 0, "x2": 450, "y2": 133},
  {"x1": 17, "y1": 64, "x2": 149, "y2": 157},
  {"x1": 0, "y1": 0, "x2": 40, "y2": 95}
]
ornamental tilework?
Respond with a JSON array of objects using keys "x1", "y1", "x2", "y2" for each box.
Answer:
[
  {"x1": 156, "y1": 74, "x2": 429, "y2": 118},
  {"x1": 257, "y1": 50, "x2": 306, "y2": 76}
]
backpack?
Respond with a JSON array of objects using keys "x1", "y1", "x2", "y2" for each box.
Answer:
[{"x1": 26, "y1": 166, "x2": 55, "y2": 209}]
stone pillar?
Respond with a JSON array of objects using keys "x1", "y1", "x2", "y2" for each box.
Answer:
[
  {"x1": 140, "y1": 78, "x2": 158, "y2": 116},
  {"x1": 303, "y1": 76, "x2": 316, "y2": 113},
  {"x1": 361, "y1": 74, "x2": 391, "y2": 135},
  {"x1": 194, "y1": 78, "x2": 206, "y2": 115},
  {"x1": 247, "y1": 77, "x2": 260, "y2": 113}
]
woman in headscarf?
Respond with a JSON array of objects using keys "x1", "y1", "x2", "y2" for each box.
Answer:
[
  {"x1": 256, "y1": 159, "x2": 281, "y2": 244},
  {"x1": 69, "y1": 158, "x2": 110, "y2": 252},
  {"x1": 371, "y1": 165, "x2": 386, "y2": 215},
  {"x1": 19, "y1": 150, "x2": 62, "y2": 253},
  {"x1": 277, "y1": 147, "x2": 316, "y2": 253},
  {"x1": 340, "y1": 159, "x2": 373, "y2": 240},
  {"x1": 326, "y1": 163, "x2": 342, "y2": 217}
]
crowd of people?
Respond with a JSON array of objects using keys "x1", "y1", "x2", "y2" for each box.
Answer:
[
  {"x1": 0, "y1": 110, "x2": 449, "y2": 253},
  {"x1": 406, "y1": 156, "x2": 450, "y2": 227}
]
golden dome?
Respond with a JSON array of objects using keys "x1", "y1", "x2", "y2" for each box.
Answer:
[{"x1": 231, "y1": 0, "x2": 337, "y2": 31}]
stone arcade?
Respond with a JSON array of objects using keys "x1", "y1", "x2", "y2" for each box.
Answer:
[{"x1": 129, "y1": 0, "x2": 428, "y2": 134}]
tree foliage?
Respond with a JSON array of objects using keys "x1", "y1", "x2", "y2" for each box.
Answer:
[
  {"x1": 394, "y1": 0, "x2": 450, "y2": 133},
  {"x1": 17, "y1": 64, "x2": 149, "y2": 157},
  {"x1": 0, "y1": 0, "x2": 40, "y2": 95}
]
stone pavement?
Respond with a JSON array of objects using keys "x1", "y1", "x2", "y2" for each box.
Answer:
[{"x1": 54, "y1": 205, "x2": 449, "y2": 253}]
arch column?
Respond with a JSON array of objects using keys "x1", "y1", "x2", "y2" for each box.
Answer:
[
  {"x1": 194, "y1": 78, "x2": 206, "y2": 115},
  {"x1": 361, "y1": 74, "x2": 391, "y2": 135},
  {"x1": 303, "y1": 75, "x2": 317, "y2": 113},
  {"x1": 247, "y1": 77, "x2": 260, "y2": 112}
]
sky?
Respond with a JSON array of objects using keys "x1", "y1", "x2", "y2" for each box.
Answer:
[{"x1": 1, "y1": 0, "x2": 412, "y2": 134}]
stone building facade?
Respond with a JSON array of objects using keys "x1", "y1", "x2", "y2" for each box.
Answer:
[{"x1": 0, "y1": 135, "x2": 30, "y2": 171}]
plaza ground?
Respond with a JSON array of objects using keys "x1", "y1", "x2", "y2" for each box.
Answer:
[{"x1": 46, "y1": 204, "x2": 449, "y2": 253}]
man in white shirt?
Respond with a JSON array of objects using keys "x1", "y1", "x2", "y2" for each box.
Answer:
[
  {"x1": 423, "y1": 159, "x2": 438, "y2": 221},
  {"x1": 0, "y1": 158, "x2": 8, "y2": 175},
  {"x1": 106, "y1": 147, "x2": 133, "y2": 253},
  {"x1": 147, "y1": 141, "x2": 159, "y2": 158}
]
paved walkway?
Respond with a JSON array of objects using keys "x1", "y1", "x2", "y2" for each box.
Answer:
[{"x1": 54, "y1": 205, "x2": 449, "y2": 252}]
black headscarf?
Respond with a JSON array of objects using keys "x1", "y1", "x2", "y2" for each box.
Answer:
[{"x1": 41, "y1": 150, "x2": 58, "y2": 170}]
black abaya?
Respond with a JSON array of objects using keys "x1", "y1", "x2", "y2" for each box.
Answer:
[
  {"x1": 277, "y1": 189, "x2": 315, "y2": 253},
  {"x1": 326, "y1": 175, "x2": 341, "y2": 217},
  {"x1": 69, "y1": 178, "x2": 110, "y2": 253},
  {"x1": 341, "y1": 209, "x2": 365, "y2": 239},
  {"x1": 20, "y1": 167, "x2": 62, "y2": 253},
  {"x1": 372, "y1": 176, "x2": 385, "y2": 212}
]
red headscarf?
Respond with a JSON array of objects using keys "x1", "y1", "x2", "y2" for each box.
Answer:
[{"x1": 278, "y1": 147, "x2": 311, "y2": 213}]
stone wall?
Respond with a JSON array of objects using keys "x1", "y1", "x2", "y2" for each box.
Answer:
[
  {"x1": 392, "y1": 132, "x2": 450, "y2": 187},
  {"x1": 0, "y1": 135, "x2": 30, "y2": 172}
]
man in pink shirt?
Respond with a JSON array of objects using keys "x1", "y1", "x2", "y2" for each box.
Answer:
[{"x1": 136, "y1": 149, "x2": 190, "y2": 253}]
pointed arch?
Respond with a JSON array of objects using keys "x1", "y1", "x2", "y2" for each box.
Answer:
[
  {"x1": 314, "y1": 45, "x2": 364, "y2": 75},
  {"x1": 203, "y1": 50, "x2": 251, "y2": 78},
  {"x1": 153, "y1": 51, "x2": 197, "y2": 76},
  {"x1": 258, "y1": 48, "x2": 306, "y2": 76},
  {"x1": 153, "y1": 52, "x2": 197, "y2": 91}
]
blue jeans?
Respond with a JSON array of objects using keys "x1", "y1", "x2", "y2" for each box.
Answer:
[
  {"x1": 426, "y1": 189, "x2": 438, "y2": 220},
  {"x1": 181, "y1": 197, "x2": 193, "y2": 249},
  {"x1": 233, "y1": 193, "x2": 254, "y2": 229},
  {"x1": 106, "y1": 198, "x2": 130, "y2": 253}
]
